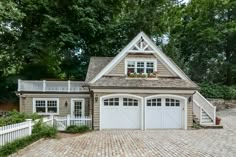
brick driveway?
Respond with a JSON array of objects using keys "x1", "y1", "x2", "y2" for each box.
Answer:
[{"x1": 15, "y1": 109, "x2": 236, "y2": 157}]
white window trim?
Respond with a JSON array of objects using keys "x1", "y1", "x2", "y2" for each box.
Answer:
[
  {"x1": 125, "y1": 58, "x2": 157, "y2": 75},
  {"x1": 70, "y1": 98, "x2": 85, "y2": 117},
  {"x1": 33, "y1": 98, "x2": 59, "y2": 115}
]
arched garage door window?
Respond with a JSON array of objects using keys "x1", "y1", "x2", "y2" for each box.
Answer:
[{"x1": 103, "y1": 97, "x2": 139, "y2": 107}]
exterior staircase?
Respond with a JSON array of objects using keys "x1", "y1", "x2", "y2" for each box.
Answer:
[{"x1": 193, "y1": 91, "x2": 216, "y2": 126}]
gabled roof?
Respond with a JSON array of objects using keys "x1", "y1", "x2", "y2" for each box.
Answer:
[
  {"x1": 85, "y1": 57, "x2": 113, "y2": 82},
  {"x1": 89, "y1": 32, "x2": 192, "y2": 84}
]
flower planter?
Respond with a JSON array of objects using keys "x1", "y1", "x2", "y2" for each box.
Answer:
[{"x1": 216, "y1": 117, "x2": 221, "y2": 125}]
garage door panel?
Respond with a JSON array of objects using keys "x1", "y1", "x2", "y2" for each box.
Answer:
[
  {"x1": 101, "y1": 97, "x2": 141, "y2": 129},
  {"x1": 146, "y1": 97, "x2": 182, "y2": 129},
  {"x1": 163, "y1": 109, "x2": 182, "y2": 128},
  {"x1": 146, "y1": 109, "x2": 162, "y2": 129}
]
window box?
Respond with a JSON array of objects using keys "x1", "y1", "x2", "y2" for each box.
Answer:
[{"x1": 127, "y1": 71, "x2": 158, "y2": 78}]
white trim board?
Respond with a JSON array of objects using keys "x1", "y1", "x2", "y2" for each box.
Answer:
[
  {"x1": 89, "y1": 32, "x2": 191, "y2": 83},
  {"x1": 70, "y1": 98, "x2": 85, "y2": 117}
]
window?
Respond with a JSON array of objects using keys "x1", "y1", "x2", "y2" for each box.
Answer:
[
  {"x1": 147, "y1": 98, "x2": 161, "y2": 107},
  {"x1": 146, "y1": 62, "x2": 154, "y2": 73},
  {"x1": 126, "y1": 60, "x2": 156, "y2": 74},
  {"x1": 127, "y1": 61, "x2": 135, "y2": 73},
  {"x1": 165, "y1": 98, "x2": 180, "y2": 107},
  {"x1": 123, "y1": 98, "x2": 138, "y2": 106},
  {"x1": 104, "y1": 98, "x2": 119, "y2": 106},
  {"x1": 34, "y1": 98, "x2": 59, "y2": 115},
  {"x1": 137, "y1": 62, "x2": 145, "y2": 73}
]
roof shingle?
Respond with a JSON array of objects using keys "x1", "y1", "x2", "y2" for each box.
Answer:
[{"x1": 90, "y1": 76, "x2": 198, "y2": 89}]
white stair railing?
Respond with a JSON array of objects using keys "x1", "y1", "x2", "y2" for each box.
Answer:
[{"x1": 193, "y1": 91, "x2": 216, "y2": 125}]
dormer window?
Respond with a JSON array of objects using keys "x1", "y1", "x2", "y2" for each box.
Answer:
[{"x1": 126, "y1": 59, "x2": 157, "y2": 76}]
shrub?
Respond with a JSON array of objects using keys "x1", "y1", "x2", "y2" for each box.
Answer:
[
  {"x1": 0, "y1": 111, "x2": 42, "y2": 127},
  {"x1": 199, "y1": 83, "x2": 236, "y2": 100},
  {"x1": 33, "y1": 120, "x2": 57, "y2": 138},
  {"x1": 66, "y1": 125, "x2": 90, "y2": 134}
]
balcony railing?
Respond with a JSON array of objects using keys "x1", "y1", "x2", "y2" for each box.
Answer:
[{"x1": 18, "y1": 80, "x2": 89, "y2": 92}]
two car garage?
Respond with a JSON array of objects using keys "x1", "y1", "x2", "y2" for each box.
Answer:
[{"x1": 100, "y1": 94, "x2": 187, "y2": 130}]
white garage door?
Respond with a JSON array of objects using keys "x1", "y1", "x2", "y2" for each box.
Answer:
[
  {"x1": 101, "y1": 97, "x2": 141, "y2": 129},
  {"x1": 146, "y1": 98, "x2": 182, "y2": 129}
]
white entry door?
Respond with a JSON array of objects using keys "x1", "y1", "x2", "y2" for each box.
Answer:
[
  {"x1": 146, "y1": 98, "x2": 182, "y2": 129},
  {"x1": 71, "y1": 99, "x2": 85, "y2": 117},
  {"x1": 101, "y1": 97, "x2": 141, "y2": 129}
]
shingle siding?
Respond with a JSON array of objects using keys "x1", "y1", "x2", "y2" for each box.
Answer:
[
  {"x1": 20, "y1": 94, "x2": 90, "y2": 116},
  {"x1": 108, "y1": 53, "x2": 177, "y2": 77}
]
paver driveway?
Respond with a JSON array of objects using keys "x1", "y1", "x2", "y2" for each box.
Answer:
[{"x1": 15, "y1": 109, "x2": 236, "y2": 157}]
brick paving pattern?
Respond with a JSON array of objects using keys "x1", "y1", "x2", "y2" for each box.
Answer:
[{"x1": 15, "y1": 109, "x2": 236, "y2": 157}]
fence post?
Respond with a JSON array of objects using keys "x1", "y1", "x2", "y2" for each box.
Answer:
[
  {"x1": 50, "y1": 115, "x2": 54, "y2": 126},
  {"x1": 26, "y1": 119, "x2": 32, "y2": 135},
  {"x1": 68, "y1": 80, "x2": 71, "y2": 92},
  {"x1": 18, "y1": 79, "x2": 21, "y2": 91},
  {"x1": 43, "y1": 80, "x2": 46, "y2": 92},
  {"x1": 67, "y1": 114, "x2": 70, "y2": 127}
]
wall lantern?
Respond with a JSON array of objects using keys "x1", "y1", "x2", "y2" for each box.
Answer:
[
  {"x1": 95, "y1": 95, "x2": 98, "y2": 102},
  {"x1": 188, "y1": 96, "x2": 192, "y2": 103},
  {"x1": 65, "y1": 101, "x2": 68, "y2": 107}
]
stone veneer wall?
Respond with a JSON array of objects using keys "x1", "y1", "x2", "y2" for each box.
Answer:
[{"x1": 208, "y1": 98, "x2": 236, "y2": 111}]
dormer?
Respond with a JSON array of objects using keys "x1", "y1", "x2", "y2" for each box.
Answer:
[{"x1": 89, "y1": 32, "x2": 192, "y2": 84}]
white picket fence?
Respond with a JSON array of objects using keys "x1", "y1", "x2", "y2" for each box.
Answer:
[
  {"x1": 54, "y1": 115, "x2": 92, "y2": 131},
  {"x1": 0, "y1": 117, "x2": 53, "y2": 146}
]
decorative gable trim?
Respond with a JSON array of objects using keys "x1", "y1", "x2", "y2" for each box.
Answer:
[
  {"x1": 89, "y1": 32, "x2": 191, "y2": 84},
  {"x1": 129, "y1": 37, "x2": 154, "y2": 53}
]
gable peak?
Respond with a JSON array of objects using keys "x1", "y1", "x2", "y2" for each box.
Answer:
[{"x1": 129, "y1": 32, "x2": 154, "y2": 53}]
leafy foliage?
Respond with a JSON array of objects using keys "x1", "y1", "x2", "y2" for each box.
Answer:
[
  {"x1": 199, "y1": 83, "x2": 236, "y2": 100},
  {"x1": 66, "y1": 125, "x2": 90, "y2": 134},
  {"x1": 0, "y1": 111, "x2": 41, "y2": 127}
]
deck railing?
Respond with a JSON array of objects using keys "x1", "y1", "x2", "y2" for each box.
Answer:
[{"x1": 18, "y1": 80, "x2": 88, "y2": 92}]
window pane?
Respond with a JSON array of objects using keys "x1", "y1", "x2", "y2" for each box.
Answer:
[
  {"x1": 146, "y1": 68, "x2": 154, "y2": 73},
  {"x1": 47, "y1": 100, "x2": 57, "y2": 107},
  {"x1": 48, "y1": 107, "x2": 57, "y2": 113},
  {"x1": 36, "y1": 101, "x2": 45, "y2": 107},
  {"x1": 146, "y1": 62, "x2": 154, "y2": 67},
  {"x1": 137, "y1": 68, "x2": 144, "y2": 73},
  {"x1": 137, "y1": 62, "x2": 144, "y2": 67},
  {"x1": 36, "y1": 107, "x2": 45, "y2": 113},
  {"x1": 128, "y1": 61, "x2": 135, "y2": 67},
  {"x1": 104, "y1": 101, "x2": 108, "y2": 106}
]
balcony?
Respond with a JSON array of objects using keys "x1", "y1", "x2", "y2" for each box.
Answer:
[{"x1": 18, "y1": 80, "x2": 89, "y2": 92}]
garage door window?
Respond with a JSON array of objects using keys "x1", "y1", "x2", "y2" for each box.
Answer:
[
  {"x1": 165, "y1": 98, "x2": 180, "y2": 106},
  {"x1": 104, "y1": 98, "x2": 119, "y2": 106},
  {"x1": 123, "y1": 98, "x2": 138, "y2": 106},
  {"x1": 147, "y1": 98, "x2": 161, "y2": 106}
]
